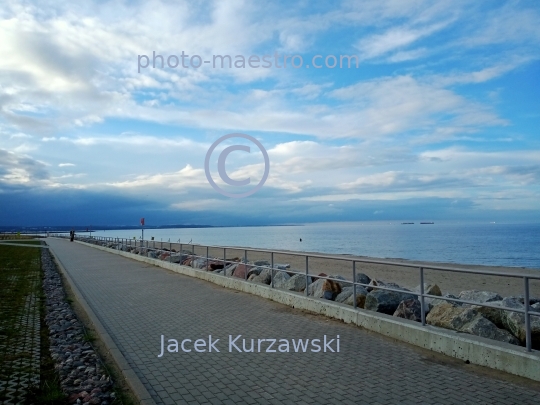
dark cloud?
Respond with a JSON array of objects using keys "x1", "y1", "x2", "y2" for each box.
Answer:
[{"x1": 0, "y1": 149, "x2": 50, "y2": 185}]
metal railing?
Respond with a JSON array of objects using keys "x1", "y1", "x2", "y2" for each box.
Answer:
[{"x1": 51, "y1": 234, "x2": 540, "y2": 352}]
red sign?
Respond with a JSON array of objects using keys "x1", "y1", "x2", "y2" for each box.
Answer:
[{"x1": 140, "y1": 218, "x2": 145, "y2": 226}]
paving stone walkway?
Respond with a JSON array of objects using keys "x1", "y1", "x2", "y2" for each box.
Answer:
[{"x1": 46, "y1": 238, "x2": 539, "y2": 405}]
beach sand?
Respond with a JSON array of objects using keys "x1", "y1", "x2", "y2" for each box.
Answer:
[{"x1": 137, "y1": 241, "x2": 540, "y2": 299}]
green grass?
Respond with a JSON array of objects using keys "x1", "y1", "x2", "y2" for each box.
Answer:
[{"x1": 0, "y1": 243, "x2": 65, "y2": 404}]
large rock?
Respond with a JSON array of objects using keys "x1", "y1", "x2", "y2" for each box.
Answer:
[
  {"x1": 335, "y1": 287, "x2": 353, "y2": 303},
  {"x1": 273, "y1": 271, "x2": 291, "y2": 289},
  {"x1": 307, "y1": 275, "x2": 347, "y2": 297},
  {"x1": 307, "y1": 279, "x2": 325, "y2": 298},
  {"x1": 427, "y1": 302, "x2": 519, "y2": 345},
  {"x1": 251, "y1": 269, "x2": 272, "y2": 285},
  {"x1": 365, "y1": 290, "x2": 416, "y2": 315},
  {"x1": 224, "y1": 263, "x2": 238, "y2": 276},
  {"x1": 367, "y1": 279, "x2": 403, "y2": 293},
  {"x1": 354, "y1": 272, "x2": 371, "y2": 286},
  {"x1": 458, "y1": 290, "x2": 502, "y2": 304},
  {"x1": 322, "y1": 279, "x2": 343, "y2": 300},
  {"x1": 344, "y1": 287, "x2": 369, "y2": 308},
  {"x1": 192, "y1": 258, "x2": 207, "y2": 269},
  {"x1": 393, "y1": 299, "x2": 422, "y2": 322},
  {"x1": 311, "y1": 272, "x2": 327, "y2": 282},
  {"x1": 247, "y1": 267, "x2": 263, "y2": 278},
  {"x1": 233, "y1": 264, "x2": 252, "y2": 279},
  {"x1": 284, "y1": 274, "x2": 312, "y2": 292},
  {"x1": 426, "y1": 303, "x2": 479, "y2": 330},
  {"x1": 471, "y1": 301, "x2": 504, "y2": 329},
  {"x1": 169, "y1": 254, "x2": 186, "y2": 264},
  {"x1": 414, "y1": 283, "x2": 442, "y2": 297},
  {"x1": 329, "y1": 275, "x2": 348, "y2": 289},
  {"x1": 501, "y1": 297, "x2": 540, "y2": 348},
  {"x1": 253, "y1": 260, "x2": 270, "y2": 266},
  {"x1": 426, "y1": 294, "x2": 461, "y2": 311},
  {"x1": 460, "y1": 316, "x2": 519, "y2": 345}
]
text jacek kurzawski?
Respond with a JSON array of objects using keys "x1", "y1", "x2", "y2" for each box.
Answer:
[{"x1": 157, "y1": 335, "x2": 340, "y2": 357}]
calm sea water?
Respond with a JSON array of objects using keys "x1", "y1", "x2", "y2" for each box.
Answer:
[{"x1": 88, "y1": 222, "x2": 540, "y2": 269}]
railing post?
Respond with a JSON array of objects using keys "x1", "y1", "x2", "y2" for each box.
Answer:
[
  {"x1": 305, "y1": 256, "x2": 309, "y2": 296},
  {"x1": 169, "y1": 242, "x2": 172, "y2": 262},
  {"x1": 192, "y1": 244, "x2": 195, "y2": 268},
  {"x1": 223, "y1": 248, "x2": 227, "y2": 276},
  {"x1": 420, "y1": 267, "x2": 426, "y2": 326},
  {"x1": 244, "y1": 250, "x2": 248, "y2": 280},
  {"x1": 271, "y1": 252, "x2": 274, "y2": 289},
  {"x1": 352, "y1": 261, "x2": 357, "y2": 309},
  {"x1": 206, "y1": 246, "x2": 209, "y2": 270},
  {"x1": 524, "y1": 277, "x2": 531, "y2": 352}
]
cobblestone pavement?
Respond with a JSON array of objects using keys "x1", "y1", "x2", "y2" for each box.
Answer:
[
  {"x1": 46, "y1": 238, "x2": 540, "y2": 405},
  {"x1": 0, "y1": 246, "x2": 41, "y2": 405}
]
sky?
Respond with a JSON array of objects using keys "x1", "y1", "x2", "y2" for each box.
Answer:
[{"x1": 0, "y1": 0, "x2": 539, "y2": 227}]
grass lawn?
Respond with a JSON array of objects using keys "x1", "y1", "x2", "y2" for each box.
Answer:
[{"x1": 0, "y1": 241, "x2": 64, "y2": 404}]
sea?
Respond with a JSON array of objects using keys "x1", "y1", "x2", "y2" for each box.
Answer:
[{"x1": 86, "y1": 221, "x2": 540, "y2": 270}]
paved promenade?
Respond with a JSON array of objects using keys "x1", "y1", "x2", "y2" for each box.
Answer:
[{"x1": 46, "y1": 238, "x2": 539, "y2": 405}]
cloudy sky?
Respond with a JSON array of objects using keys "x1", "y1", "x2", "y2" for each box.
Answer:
[{"x1": 1, "y1": 0, "x2": 539, "y2": 226}]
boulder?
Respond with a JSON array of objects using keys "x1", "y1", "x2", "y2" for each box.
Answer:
[
  {"x1": 500, "y1": 297, "x2": 540, "y2": 348},
  {"x1": 257, "y1": 268, "x2": 273, "y2": 284},
  {"x1": 284, "y1": 274, "x2": 312, "y2": 292},
  {"x1": 328, "y1": 275, "x2": 348, "y2": 289},
  {"x1": 253, "y1": 260, "x2": 270, "y2": 266},
  {"x1": 458, "y1": 290, "x2": 502, "y2": 304},
  {"x1": 307, "y1": 279, "x2": 326, "y2": 299},
  {"x1": 426, "y1": 303, "x2": 479, "y2": 330},
  {"x1": 147, "y1": 251, "x2": 158, "y2": 259},
  {"x1": 335, "y1": 287, "x2": 353, "y2": 303},
  {"x1": 247, "y1": 267, "x2": 263, "y2": 278},
  {"x1": 426, "y1": 294, "x2": 461, "y2": 311},
  {"x1": 367, "y1": 279, "x2": 403, "y2": 293},
  {"x1": 354, "y1": 272, "x2": 371, "y2": 287},
  {"x1": 232, "y1": 264, "x2": 252, "y2": 279},
  {"x1": 393, "y1": 299, "x2": 422, "y2": 322},
  {"x1": 365, "y1": 290, "x2": 416, "y2": 315},
  {"x1": 169, "y1": 254, "x2": 185, "y2": 264},
  {"x1": 224, "y1": 263, "x2": 238, "y2": 276},
  {"x1": 460, "y1": 316, "x2": 519, "y2": 345},
  {"x1": 311, "y1": 272, "x2": 327, "y2": 282},
  {"x1": 415, "y1": 283, "x2": 442, "y2": 297},
  {"x1": 192, "y1": 258, "x2": 207, "y2": 269},
  {"x1": 208, "y1": 263, "x2": 224, "y2": 271},
  {"x1": 343, "y1": 287, "x2": 369, "y2": 308},
  {"x1": 158, "y1": 252, "x2": 170, "y2": 261},
  {"x1": 471, "y1": 301, "x2": 504, "y2": 329},
  {"x1": 322, "y1": 279, "x2": 343, "y2": 300},
  {"x1": 272, "y1": 271, "x2": 291, "y2": 289},
  {"x1": 273, "y1": 263, "x2": 290, "y2": 270}
]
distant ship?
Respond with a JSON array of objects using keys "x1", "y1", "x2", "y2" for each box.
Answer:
[
  {"x1": 420, "y1": 222, "x2": 435, "y2": 224},
  {"x1": 401, "y1": 222, "x2": 414, "y2": 224}
]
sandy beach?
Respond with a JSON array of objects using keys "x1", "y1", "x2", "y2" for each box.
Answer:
[{"x1": 136, "y1": 241, "x2": 540, "y2": 299}]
